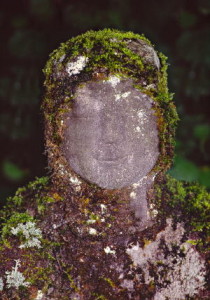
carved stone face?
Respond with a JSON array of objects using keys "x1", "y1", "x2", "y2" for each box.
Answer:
[{"x1": 62, "y1": 76, "x2": 159, "y2": 189}]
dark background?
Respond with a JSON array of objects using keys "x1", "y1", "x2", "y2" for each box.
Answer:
[{"x1": 1, "y1": 0, "x2": 210, "y2": 205}]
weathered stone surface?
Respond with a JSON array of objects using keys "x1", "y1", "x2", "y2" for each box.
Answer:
[
  {"x1": 0, "y1": 29, "x2": 209, "y2": 300},
  {"x1": 62, "y1": 76, "x2": 159, "y2": 189}
]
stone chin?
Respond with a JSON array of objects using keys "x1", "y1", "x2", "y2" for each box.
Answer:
[{"x1": 67, "y1": 154, "x2": 158, "y2": 189}]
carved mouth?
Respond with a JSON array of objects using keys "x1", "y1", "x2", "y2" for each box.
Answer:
[
  {"x1": 96, "y1": 155, "x2": 127, "y2": 164},
  {"x1": 94, "y1": 145, "x2": 127, "y2": 164}
]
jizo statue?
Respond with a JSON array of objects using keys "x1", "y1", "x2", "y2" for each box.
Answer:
[{"x1": 0, "y1": 29, "x2": 209, "y2": 300}]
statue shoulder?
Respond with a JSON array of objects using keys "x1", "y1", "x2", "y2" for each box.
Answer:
[{"x1": 154, "y1": 174, "x2": 210, "y2": 236}]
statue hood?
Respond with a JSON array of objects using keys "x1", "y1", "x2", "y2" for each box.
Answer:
[{"x1": 42, "y1": 29, "x2": 178, "y2": 191}]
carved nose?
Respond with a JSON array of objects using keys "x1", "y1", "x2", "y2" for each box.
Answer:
[{"x1": 101, "y1": 114, "x2": 123, "y2": 144}]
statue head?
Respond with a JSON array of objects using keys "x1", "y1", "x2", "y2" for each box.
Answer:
[{"x1": 43, "y1": 29, "x2": 178, "y2": 189}]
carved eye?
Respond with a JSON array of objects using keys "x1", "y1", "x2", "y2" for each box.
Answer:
[
  {"x1": 73, "y1": 113, "x2": 98, "y2": 121},
  {"x1": 73, "y1": 108, "x2": 100, "y2": 120},
  {"x1": 76, "y1": 116, "x2": 94, "y2": 120}
]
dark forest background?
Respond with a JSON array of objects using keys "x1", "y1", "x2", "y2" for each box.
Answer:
[{"x1": 1, "y1": 0, "x2": 210, "y2": 206}]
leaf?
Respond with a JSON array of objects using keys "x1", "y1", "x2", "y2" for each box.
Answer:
[
  {"x1": 199, "y1": 168, "x2": 210, "y2": 188},
  {"x1": 169, "y1": 156, "x2": 199, "y2": 182},
  {"x1": 2, "y1": 160, "x2": 26, "y2": 181},
  {"x1": 179, "y1": 11, "x2": 197, "y2": 29},
  {"x1": 194, "y1": 124, "x2": 210, "y2": 142}
]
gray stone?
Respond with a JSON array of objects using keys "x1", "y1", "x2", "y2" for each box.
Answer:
[
  {"x1": 62, "y1": 75, "x2": 159, "y2": 189},
  {"x1": 126, "y1": 39, "x2": 160, "y2": 69}
]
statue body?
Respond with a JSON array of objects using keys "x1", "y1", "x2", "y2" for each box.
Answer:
[{"x1": 0, "y1": 30, "x2": 209, "y2": 300}]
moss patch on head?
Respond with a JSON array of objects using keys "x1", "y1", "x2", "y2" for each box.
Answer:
[{"x1": 43, "y1": 29, "x2": 152, "y2": 79}]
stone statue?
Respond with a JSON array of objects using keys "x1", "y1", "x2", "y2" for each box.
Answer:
[
  {"x1": 0, "y1": 29, "x2": 209, "y2": 300},
  {"x1": 62, "y1": 77, "x2": 159, "y2": 226}
]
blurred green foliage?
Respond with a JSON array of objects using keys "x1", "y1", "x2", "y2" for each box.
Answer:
[
  {"x1": 2, "y1": 160, "x2": 26, "y2": 182},
  {"x1": 0, "y1": 0, "x2": 210, "y2": 205}
]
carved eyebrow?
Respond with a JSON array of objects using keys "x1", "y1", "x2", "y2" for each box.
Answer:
[
  {"x1": 72, "y1": 110, "x2": 99, "y2": 118},
  {"x1": 74, "y1": 115, "x2": 95, "y2": 119}
]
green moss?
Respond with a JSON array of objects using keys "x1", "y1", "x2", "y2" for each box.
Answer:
[
  {"x1": 92, "y1": 293, "x2": 108, "y2": 300},
  {"x1": 37, "y1": 195, "x2": 57, "y2": 214},
  {"x1": 27, "y1": 176, "x2": 49, "y2": 190},
  {"x1": 62, "y1": 264, "x2": 79, "y2": 292},
  {"x1": 43, "y1": 29, "x2": 151, "y2": 78},
  {"x1": 6, "y1": 176, "x2": 49, "y2": 208},
  {"x1": 25, "y1": 265, "x2": 52, "y2": 285},
  {"x1": 154, "y1": 174, "x2": 210, "y2": 241},
  {"x1": 101, "y1": 277, "x2": 116, "y2": 288},
  {"x1": 0, "y1": 177, "x2": 50, "y2": 234},
  {"x1": 43, "y1": 29, "x2": 179, "y2": 175},
  {"x1": 6, "y1": 186, "x2": 26, "y2": 206}
]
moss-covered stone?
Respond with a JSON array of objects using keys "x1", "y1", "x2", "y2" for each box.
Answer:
[
  {"x1": 1, "y1": 212, "x2": 34, "y2": 240},
  {"x1": 153, "y1": 174, "x2": 210, "y2": 252},
  {"x1": 0, "y1": 173, "x2": 208, "y2": 299}
]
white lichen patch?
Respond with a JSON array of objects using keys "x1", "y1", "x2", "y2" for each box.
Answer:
[
  {"x1": 132, "y1": 181, "x2": 141, "y2": 189},
  {"x1": 115, "y1": 91, "x2": 131, "y2": 101},
  {"x1": 130, "y1": 191, "x2": 137, "y2": 199},
  {"x1": 151, "y1": 209, "x2": 158, "y2": 217},
  {"x1": 129, "y1": 176, "x2": 147, "y2": 204},
  {"x1": 126, "y1": 219, "x2": 206, "y2": 299},
  {"x1": 163, "y1": 218, "x2": 185, "y2": 249},
  {"x1": 52, "y1": 223, "x2": 57, "y2": 229},
  {"x1": 55, "y1": 54, "x2": 65, "y2": 64},
  {"x1": 0, "y1": 277, "x2": 3, "y2": 291},
  {"x1": 115, "y1": 94, "x2": 121, "y2": 101},
  {"x1": 120, "y1": 279, "x2": 134, "y2": 291},
  {"x1": 135, "y1": 126, "x2": 141, "y2": 133},
  {"x1": 58, "y1": 163, "x2": 68, "y2": 176},
  {"x1": 151, "y1": 173, "x2": 157, "y2": 182},
  {"x1": 75, "y1": 186, "x2": 81, "y2": 192},
  {"x1": 110, "y1": 38, "x2": 118, "y2": 43},
  {"x1": 11, "y1": 221, "x2": 42, "y2": 249},
  {"x1": 137, "y1": 109, "x2": 147, "y2": 124},
  {"x1": 35, "y1": 290, "x2": 44, "y2": 300},
  {"x1": 88, "y1": 228, "x2": 97, "y2": 235},
  {"x1": 122, "y1": 91, "x2": 131, "y2": 98},
  {"x1": 86, "y1": 219, "x2": 96, "y2": 224},
  {"x1": 153, "y1": 245, "x2": 206, "y2": 299},
  {"x1": 58, "y1": 164, "x2": 82, "y2": 192},
  {"x1": 59, "y1": 54, "x2": 65, "y2": 62},
  {"x1": 69, "y1": 175, "x2": 82, "y2": 191},
  {"x1": 100, "y1": 204, "x2": 107, "y2": 214},
  {"x1": 106, "y1": 76, "x2": 120, "y2": 88},
  {"x1": 6, "y1": 259, "x2": 30, "y2": 289},
  {"x1": 104, "y1": 246, "x2": 116, "y2": 255},
  {"x1": 66, "y1": 56, "x2": 89, "y2": 76},
  {"x1": 145, "y1": 83, "x2": 156, "y2": 90},
  {"x1": 149, "y1": 203, "x2": 158, "y2": 217},
  {"x1": 69, "y1": 176, "x2": 82, "y2": 185}
]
